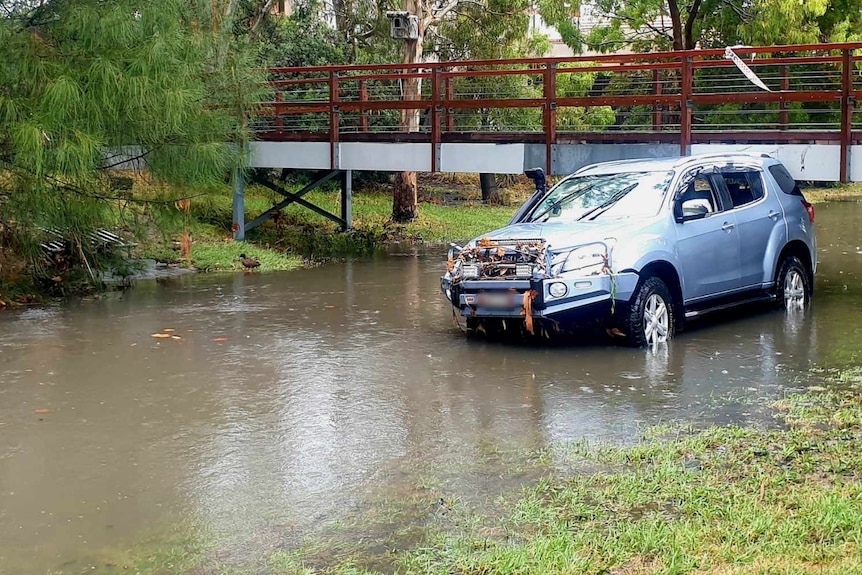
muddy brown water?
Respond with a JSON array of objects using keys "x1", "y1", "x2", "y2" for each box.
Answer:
[{"x1": 2, "y1": 202, "x2": 862, "y2": 573}]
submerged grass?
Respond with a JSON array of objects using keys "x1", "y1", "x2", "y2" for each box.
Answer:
[{"x1": 78, "y1": 368, "x2": 862, "y2": 575}]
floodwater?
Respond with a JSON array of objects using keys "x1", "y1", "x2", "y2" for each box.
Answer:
[{"x1": 2, "y1": 202, "x2": 862, "y2": 573}]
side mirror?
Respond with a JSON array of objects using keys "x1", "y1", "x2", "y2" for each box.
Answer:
[
  {"x1": 675, "y1": 198, "x2": 711, "y2": 223},
  {"x1": 510, "y1": 168, "x2": 547, "y2": 224},
  {"x1": 524, "y1": 167, "x2": 546, "y2": 194}
]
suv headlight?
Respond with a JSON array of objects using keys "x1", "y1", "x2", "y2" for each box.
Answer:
[{"x1": 552, "y1": 245, "x2": 608, "y2": 275}]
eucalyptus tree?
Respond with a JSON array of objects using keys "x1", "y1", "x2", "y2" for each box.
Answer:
[
  {"x1": 341, "y1": 0, "x2": 548, "y2": 221},
  {"x1": 0, "y1": 0, "x2": 266, "y2": 284}
]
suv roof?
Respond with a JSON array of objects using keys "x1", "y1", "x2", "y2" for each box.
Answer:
[{"x1": 574, "y1": 152, "x2": 775, "y2": 177}]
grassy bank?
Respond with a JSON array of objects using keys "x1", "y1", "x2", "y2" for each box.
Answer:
[
  {"x1": 803, "y1": 182, "x2": 862, "y2": 204},
  {"x1": 133, "y1": 174, "x2": 523, "y2": 273},
  {"x1": 72, "y1": 367, "x2": 862, "y2": 575},
  {"x1": 3, "y1": 176, "x2": 860, "y2": 303},
  {"x1": 144, "y1": 178, "x2": 860, "y2": 273}
]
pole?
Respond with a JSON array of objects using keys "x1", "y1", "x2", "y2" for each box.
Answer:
[{"x1": 232, "y1": 168, "x2": 246, "y2": 241}]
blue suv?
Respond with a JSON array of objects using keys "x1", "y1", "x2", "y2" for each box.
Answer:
[{"x1": 441, "y1": 153, "x2": 816, "y2": 346}]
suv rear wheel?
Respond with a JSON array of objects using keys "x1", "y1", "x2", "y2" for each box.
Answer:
[
  {"x1": 775, "y1": 255, "x2": 811, "y2": 311},
  {"x1": 622, "y1": 276, "x2": 676, "y2": 347}
]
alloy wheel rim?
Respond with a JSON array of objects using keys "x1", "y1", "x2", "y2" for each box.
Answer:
[
  {"x1": 784, "y1": 269, "x2": 806, "y2": 310},
  {"x1": 643, "y1": 293, "x2": 669, "y2": 345}
]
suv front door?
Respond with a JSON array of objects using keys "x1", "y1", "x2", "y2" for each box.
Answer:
[{"x1": 673, "y1": 171, "x2": 742, "y2": 302}]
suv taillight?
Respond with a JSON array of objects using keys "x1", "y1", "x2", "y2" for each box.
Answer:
[{"x1": 801, "y1": 199, "x2": 815, "y2": 222}]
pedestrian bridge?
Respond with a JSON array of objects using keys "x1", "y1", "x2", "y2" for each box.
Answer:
[
  {"x1": 253, "y1": 42, "x2": 860, "y2": 181},
  {"x1": 233, "y1": 42, "x2": 861, "y2": 238}
]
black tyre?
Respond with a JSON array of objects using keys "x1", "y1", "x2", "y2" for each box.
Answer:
[
  {"x1": 461, "y1": 316, "x2": 479, "y2": 337},
  {"x1": 774, "y1": 255, "x2": 811, "y2": 311},
  {"x1": 622, "y1": 276, "x2": 676, "y2": 347}
]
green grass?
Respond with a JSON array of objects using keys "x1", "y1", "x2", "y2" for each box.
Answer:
[{"x1": 187, "y1": 241, "x2": 302, "y2": 272}]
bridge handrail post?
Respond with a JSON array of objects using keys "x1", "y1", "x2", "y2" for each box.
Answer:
[
  {"x1": 444, "y1": 74, "x2": 455, "y2": 132},
  {"x1": 329, "y1": 71, "x2": 340, "y2": 170},
  {"x1": 779, "y1": 64, "x2": 790, "y2": 130},
  {"x1": 275, "y1": 91, "x2": 283, "y2": 135},
  {"x1": 840, "y1": 48, "x2": 855, "y2": 183},
  {"x1": 652, "y1": 68, "x2": 663, "y2": 132},
  {"x1": 431, "y1": 68, "x2": 441, "y2": 172},
  {"x1": 680, "y1": 55, "x2": 693, "y2": 156},
  {"x1": 359, "y1": 80, "x2": 369, "y2": 132},
  {"x1": 543, "y1": 62, "x2": 558, "y2": 175}
]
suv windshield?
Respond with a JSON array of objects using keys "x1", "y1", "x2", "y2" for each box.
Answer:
[{"x1": 527, "y1": 171, "x2": 674, "y2": 222}]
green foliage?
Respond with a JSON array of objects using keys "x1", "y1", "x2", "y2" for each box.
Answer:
[
  {"x1": 430, "y1": 0, "x2": 533, "y2": 61},
  {"x1": 540, "y1": 0, "x2": 862, "y2": 54},
  {"x1": 257, "y1": 0, "x2": 351, "y2": 67},
  {"x1": 0, "y1": 0, "x2": 266, "y2": 287}
]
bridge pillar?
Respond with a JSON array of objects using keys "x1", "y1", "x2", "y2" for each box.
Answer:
[
  {"x1": 232, "y1": 169, "x2": 245, "y2": 241},
  {"x1": 340, "y1": 170, "x2": 352, "y2": 231}
]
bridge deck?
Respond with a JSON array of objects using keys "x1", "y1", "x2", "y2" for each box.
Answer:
[{"x1": 252, "y1": 42, "x2": 862, "y2": 181}]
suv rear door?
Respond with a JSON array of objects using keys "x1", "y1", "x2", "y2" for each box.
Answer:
[{"x1": 713, "y1": 168, "x2": 781, "y2": 289}]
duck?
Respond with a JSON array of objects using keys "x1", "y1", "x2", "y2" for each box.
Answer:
[{"x1": 239, "y1": 253, "x2": 261, "y2": 271}]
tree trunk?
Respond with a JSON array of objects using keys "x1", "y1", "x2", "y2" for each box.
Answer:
[
  {"x1": 682, "y1": 0, "x2": 704, "y2": 50},
  {"x1": 333, "y1": 0, "x2": 351, "y2": 49},
  {"x1": 666, "y1": 0, "x2": 684, "y2": 50},
  {"x1": 480, "y1": 173, "x2": 501, "y2": 205},
  {"x1": 392, "y1": 0, "x2": 423, "y2": 223},
  {"x1": 393, "y1": 171, "x2": 418, "y2": 221}
]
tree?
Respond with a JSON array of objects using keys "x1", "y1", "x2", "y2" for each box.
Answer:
[
  {"x1": 389, "y1": 0, "x2": 542, "y2": 221},
  {"x1": 541, "y1": 0, "x2": 862, "y2": 55},
  {"x1": 538, "y1": 0, "x2": 710, "y2": 52},
  {"x1": 0, "y1": 0, "x2": 266, "y2": 284},
  {"x1": 737, "y1": 0, "x2": 862, "y2": 45}
]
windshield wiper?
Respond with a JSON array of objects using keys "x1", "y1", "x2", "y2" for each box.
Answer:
[
  {"x1": 576, "y1": 183, "x2": 638, "y2": 221},
  {"x1": 530, "y1": 182, "x2": 602, "y2": 222}
]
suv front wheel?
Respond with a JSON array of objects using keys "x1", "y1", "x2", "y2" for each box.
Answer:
[{"x1": 622, "y1": 276, "x2": 676, "y2": 347}]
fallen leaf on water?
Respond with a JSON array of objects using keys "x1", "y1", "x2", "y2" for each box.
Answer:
[
  {"x1": 34, "y1": 409, "x2": 50, "y2": 414},
  {"x1": 171, "y1": 335, "x2": 182, "y2": 340},
  {"x1": 213, "y1": 338, "x2": 228, "y2": 342},
  {"x1": 151, "y1": 333, "x2": 171, "y2": 339},
  {"x1": 163, "y1": 328, "x2": 176, "y2": 333}
]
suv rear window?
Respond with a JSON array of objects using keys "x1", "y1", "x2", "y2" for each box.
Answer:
[{"x1": 768, "y1": 164, "x2": 802, "y2": 196}]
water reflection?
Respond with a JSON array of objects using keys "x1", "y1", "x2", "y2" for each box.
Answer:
[{"x1": 0, "y1": 203, "x2": 860, "y2": 573}]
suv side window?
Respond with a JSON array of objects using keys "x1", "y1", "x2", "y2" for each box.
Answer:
[
  {"x1": 676, "y1": 175, "x2": 722, "y2": 218},
  {"x1": 719, "y1": 170, "x2": 766, "y2": 208}
]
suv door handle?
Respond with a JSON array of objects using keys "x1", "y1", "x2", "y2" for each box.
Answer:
[
  {"x1": 767, "y1": 210, "x2": 780, "y2": 219},
  {"x1": 721, "y1": 222, "x2": 735, "y2": 231}
]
